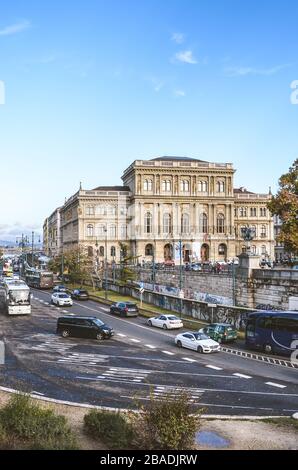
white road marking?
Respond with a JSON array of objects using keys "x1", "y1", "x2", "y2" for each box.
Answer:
[
  {"x1": 130, "y1": 339, "x2": 141, "y2": 343},
  {"x1": 206, "y1": 365, "x2": 223, "y2": 371},
  {"x1": 265, "y1": 382, "x2": 287, "y2": 389},
  {"x1": 117, "y1": 333, "x2": 127, "y2": 337},
  {"x1": 145, "y1": 344, "x2": 156, "y2": 349},
  {"x1": 182, "y1": 357, "x2": 197, "y2": 363},
  {"x1": 162, "y1": 350, "x2": 175, "y2": 356},
  {"x1": 62, "y1": 310, "x2": 69, "y2": 313},
  {"x1": 31, "y1": 391, "x2": 45, "y2": 396},
  {"x1": 233, "y1": 373, "x2": 252, "y2": 379}
]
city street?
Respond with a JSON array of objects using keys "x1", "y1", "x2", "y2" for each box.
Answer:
[{"x1": 0, "y1": 288, "x2": 297, "y2": 417}]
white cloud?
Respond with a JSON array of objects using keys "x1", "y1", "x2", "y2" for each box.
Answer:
[
  {"x1": 171, "y1": 32, "x2": 185, "y2": 44},
  {"x1": 174, "y1": 50, "x2": 197, "y2": 64},
  {"x1": 0, "y1": 19, "x2": 31, "y2": 36},
  {"x1": 147, "y1": 77, "x2": 164, "y2": 92},
  {"x1": 224, "y1": 64, "x2": 291, "y2": 77},
  {"x1": 174, "y1": 89, "x2": 186, "y2": 97}
]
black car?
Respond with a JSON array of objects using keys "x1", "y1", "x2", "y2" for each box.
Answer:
[
  {"x1": 56, "y1": 316, "x2": 114, "y2": 340},
  {"x1": 71, "y1": 289, "x2": 89, "y2": 300},
  {"x1": 110, "y1": 302, "x2": 139, "y2": 317}
]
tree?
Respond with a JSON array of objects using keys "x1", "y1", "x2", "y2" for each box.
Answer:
[
  {"x1": 118, "y1": 242, "x2": 138, "y2": 285},
  {"x1": 268, "y1": 159, "x2": 298, "y2": 256},
  {"x1": 48, "y1": 247, "x2": 93, "y2": 285}
]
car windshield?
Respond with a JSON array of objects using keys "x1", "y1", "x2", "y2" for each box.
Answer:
[
  {"x1": 79, "y1": 290, "x2": 88, "y2": 294},
  {"x1": 194, "y1": 333, "x2": 210, "y2": 340},
  {"x1": 126, "y1": 303, "x2": 136, "y2": 307},
  {"x1": 93, "y1": 319, "x2": 105, "y2": 327},
  {"x1": 168, "y1": 316, "x2": 179, "y2": 320},
  {"x1": 58, "y1": 294, "x2": 69, "y2": 298}
]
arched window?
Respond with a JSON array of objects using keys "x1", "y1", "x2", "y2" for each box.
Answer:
[
  {"x1": 162, "y1": 180, "x2": 171, "y2": 192},
  {"x1": 217, "y1": 214, "x2": 225, "y2": 233},
  {"x1": 260, "y1": 208, "x2": 267, "y2": 217},
  {"x1": 87, "y1": 224, "x2": 94, "y2": 237},
  {"x1": 180, "y1": 180, "x2": 190, "y2": 192},
  {"x1": 111, "y1": 246, "x2": 116, "y2": 257},
  {"x1": 88, "y1": 246, "x2": 93, "y2": 257},
  {"x1": 181, "y1": 213, "x2": 190, "y2": 234},
  {"x1": 217, "y1": 181, "x2": 225, "y2": 193},
  {"x1": 199, "y1": 213, "x2": 208, "y2": 233},
  {"x1": 145, "y1": 244, "x2": 153, "y2": 256},
  {"x1": 109, "y1": 225, "x2": 116, "y2": 238},
  {"x1": 198, "y1": 181, "x2": 208, "y2": 192},
  {"x1": 234, "y1": 208, "x2": 237, "y2": 217},
  {"x1": 99, "y1": 246, "x2": 105, "y2": 256},
  {"x1": 97, "y1": 224, "x2": 106, "y2": 237},
  {"x1": 163, "y1": 213, "x2": 172, "y2": 234},
  {"x1": 261, "y1": 225, "x2": 267, "y2": 238},
  {"x1": 144, "y1": 179, "x2": 153, "y2": 191},
  {"x1": 108, "y1": 206, "x2": 116, "y2": 215},
  {"x1": 144, "y1": 212, "x2": 152, "y2": 233}
]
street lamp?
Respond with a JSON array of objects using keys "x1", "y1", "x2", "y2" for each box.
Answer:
[{"x1": 104, "y1": 227, "x2": 108, "y2": 300}]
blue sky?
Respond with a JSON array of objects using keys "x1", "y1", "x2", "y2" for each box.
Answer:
[{"x1": 0, "y1": 0, "x2": 297, "y2": 241}]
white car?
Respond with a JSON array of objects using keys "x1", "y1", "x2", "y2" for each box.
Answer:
[
  {"x1": 175, "y1": 331, "x2": 220, "y2": 353},
  {"x1": 147, "y1": 314, "x2": 183, "y2": 330},
  {"x1": 51, "y1": 292, "x2": 73, "y2": 307}
]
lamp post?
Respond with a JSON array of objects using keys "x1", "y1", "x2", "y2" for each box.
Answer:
[
  {"x1": 152, "y1": 238, "x2": 156, "y2": 290},
  {"x1": 104, "y1": 228, "x2": 108, "y2": 300},
  {"x1": 178, "y1": 236, "x2": 183, "y2": 318}
]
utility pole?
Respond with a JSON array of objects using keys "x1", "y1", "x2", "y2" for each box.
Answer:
[
  {"x1": 232, "y1": 260, "x2": 236, "y2": 306},
  {"x1": 31, "y1": 231, "x2": 34, "y2": 267},
  {"x1": 61, "y1": 251, "x2": 64, "y2": 283}
]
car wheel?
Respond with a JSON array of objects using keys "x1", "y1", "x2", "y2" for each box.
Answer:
[
  {"x1": 176, "y1": 340, "x2": 182, "y2": 348},
  {"x1": 264, "y1": 343, "x2": 273, "y2": 354},
  {"x1": 197, "y1": 346, "x2": 203, "y2": 353},
  {"x1": 148, "y1": 320, "x2": 152, "y2": 327},
  {"x1": 96, "y1": 332, "x2": 104, "y2": 340},
  {"x1": 61, "y1": 329, "x2": 70, "y2": 338},
  {"x1": 163, "y1": 324, "x2": 168, "y2": 330}
]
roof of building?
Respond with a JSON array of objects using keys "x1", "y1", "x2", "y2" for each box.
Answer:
[
  {"x1": 234, "y1": 187, "x2": 255, "y2": 194},
  {"x1": 92, "y1": 185, "x2": 130, "y2": 191},
  {"x1": 150, "y1": 156, "x2": 208, "y2": 163}
]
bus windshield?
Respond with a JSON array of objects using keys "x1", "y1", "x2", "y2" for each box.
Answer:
[{"x1": 8, "y1": 290, "x2": 30, "y2": 305}]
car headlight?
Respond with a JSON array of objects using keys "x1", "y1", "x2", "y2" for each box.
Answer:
[{"x1": 102, "y1": 329, "x2": 109, "y2": 333}]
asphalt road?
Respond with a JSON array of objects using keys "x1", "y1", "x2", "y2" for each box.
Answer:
[{"x1": 0, "y1": 288, "x2": 297, "y2": 417}]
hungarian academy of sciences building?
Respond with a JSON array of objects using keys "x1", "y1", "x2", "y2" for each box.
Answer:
[{"x1": 43, "y1": 156, "x2": 274, "y2": 264}]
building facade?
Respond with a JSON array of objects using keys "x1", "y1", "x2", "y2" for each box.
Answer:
[{"x1": 43, "y1": 156, "x2": 275, "y2": 264}]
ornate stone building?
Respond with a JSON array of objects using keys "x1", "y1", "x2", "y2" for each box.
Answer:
[{"x1": 43, "y1": 156, "x2": 275, "y2": 264}]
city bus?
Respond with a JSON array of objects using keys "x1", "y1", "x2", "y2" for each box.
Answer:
[
  {"x1": 1, "y1": 279, "x2": 31, "y2": 315},
  {"x1": 25, "y1": 269, "x2": 54, "y2": 289},
  {"x1": 245, "y1": 311, "x2": 298, "y2": 356},
  {"x1": 2, "y1": 261, "x2": 13, "y2": 277}
]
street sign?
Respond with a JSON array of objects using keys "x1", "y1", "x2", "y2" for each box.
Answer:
[
  {"x1": 207, "y1": 303, "x2": 217, "y2": 308},
  {"x1": 139, "y1": 288, "x2": 145, "y2": 294}
]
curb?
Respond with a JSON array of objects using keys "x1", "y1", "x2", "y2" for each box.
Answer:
[{"x1": 0, "y1": 385, "x2": 293, "y2": 420}]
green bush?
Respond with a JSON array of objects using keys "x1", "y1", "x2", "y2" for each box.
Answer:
[
  {"x1": 0, "y1": 394, "x2": 78, "y2": 450},
  {"x1": 132, "y1": 391, "x2": 202, "y2": 450},
  {"x1": 84, "y1": 409, "x2": 134, "y2": 449}
]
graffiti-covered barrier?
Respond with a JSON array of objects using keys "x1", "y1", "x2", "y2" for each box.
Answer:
[{"x1": 107, "y1": 283, "x2": 255, "y2": 330}]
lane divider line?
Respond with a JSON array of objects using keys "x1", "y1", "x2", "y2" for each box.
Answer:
[
  {"x1": 206, "y1": 365, "x2": 223, "y2": 371},
  {"x1": 233, "y1": 373, "x2": 252, "y2": 379},
  {"x1": 265, "y1": 382, "x2": 287, "y2": 389}
]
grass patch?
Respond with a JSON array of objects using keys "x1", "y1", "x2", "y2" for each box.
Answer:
[
  {"x1": 84, "y1": 410, "x2": 134, "y2": 449},
  {"x1": 0, "y1": 393, "x2": 78, "y2": 450}
]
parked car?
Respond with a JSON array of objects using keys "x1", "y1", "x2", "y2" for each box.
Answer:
[
  {"x1": 148, "y1": 314, "x2": 183, "y2": 330},
  {"x1": 199, "y1": 323, "x2": 237, "y2": 343},
  {"x1": 191, "y1": 263, "x2": 202, "y2": 272},
  {"x1": 175, "y1": 332, "x2": 220, "y2": 353},
  {"x1": 51, "y1": 292, "x2": 73, "y2": 307},
  {"x1": 71, "y1": 289, "x2": 89, "y2": 300},
  {"x1": 56, "y1": 315, "x2": 114, "y2": 340},
  {"x1": 53, "y1": 284, "x2": 67, "y2": 293},
  {"x1": 110, "y1": 302, "x2": 139, "y2": 317}
]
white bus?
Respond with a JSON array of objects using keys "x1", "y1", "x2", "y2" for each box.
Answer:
[{"x1": 1, "y1": 279, "x2": 31, "y2": 315}]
